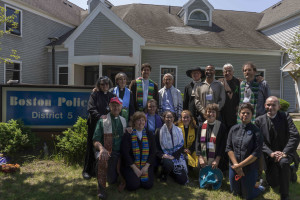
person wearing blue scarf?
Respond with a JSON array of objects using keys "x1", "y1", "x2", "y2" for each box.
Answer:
[{"x1": 111, "y1": 72, "x2": 135, "y2": 123}]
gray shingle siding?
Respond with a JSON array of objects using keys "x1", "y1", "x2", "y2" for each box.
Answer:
[
  {"x1": 262, "y1": 16, "x2": 300, "y2": 48},
  {"x1": 0, "y1": 1, "x2": 73, "y2": 84},
  {"x1": 282, "y1": 72, "x2": 296, "y2": 112},
  {"x1": 48, "y1": 51, "x2": 68, "y2": 84},
  {"x1": 74, "y1": 13, "x2": 133, "y2": 56},
  {"x1": 142, "y1": 49, "x2": 281, "y2": 95}
]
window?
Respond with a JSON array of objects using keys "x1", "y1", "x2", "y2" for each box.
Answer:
[
  {"x1": 4, "y1": 61, "x2": 21, "y2": 83},
  {"x1": 5, "y1": 6, "x2": 22, "y2": 36},
  {"x1": 214, "y1": 69, "x2": 223, "y2": 80},
  {"x1": 189, "y1": 10, "x2": 208, "y2": 21},
  {"x1": 160, "y1": 66, "x2": 177, "y2": 88},
  {"x1": 58, "y1": 66, "x2": 68, "y2": 85}
]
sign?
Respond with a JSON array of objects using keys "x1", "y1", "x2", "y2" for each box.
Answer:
[{"x1": 1, "y1": 86, "x2": 92, "y2": 128}]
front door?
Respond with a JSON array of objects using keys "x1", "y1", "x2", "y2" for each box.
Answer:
[{"x1": 103, "y1": 65, "x2": 135, "y2": 86}]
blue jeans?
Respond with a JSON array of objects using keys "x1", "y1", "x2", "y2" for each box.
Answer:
[{"x1": 229, "y1": 167, "x2": 262, "y2": 200}]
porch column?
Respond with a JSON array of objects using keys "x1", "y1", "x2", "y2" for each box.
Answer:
[
  {"x1": 68, "y1": 64, "x2": 75, "y2": 85},
  {"x1": 99, "y1": 63, "x2": 103, "y2": 77}
]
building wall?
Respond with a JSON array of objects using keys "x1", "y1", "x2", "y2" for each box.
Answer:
[
  {"x1": 187, "y1": 0, "x2": 210, "y2": 27},
  {"x1": 0, "y1": 1, "x2": 73, "y2": 84},
  {"x1": 262, "y1": 15, "x2": 300, "y2": 48},
  {"x1": 282, "y1": 72, "x2": 296, "y2": 112},
  {"x1": 48, "y1": 51, "x2": 68, "y2": 84},
  {"x1": 142, "y1": 49, "x2": 281, "y2": 95},
  {"x1": 74, "y1": 13, "x2": 133, "y2": 56}
]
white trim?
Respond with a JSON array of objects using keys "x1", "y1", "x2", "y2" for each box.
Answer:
[
  {"x1": 99, "y1": 63, "x2": 103, "y2": 77},
  {"x1": 188, "y1": 9, "x2": 209, "y2": 21},
  {"x1": 142, "y1": 45, "x2": 282, "y2": 56},
  {"x1": 4, "y1": 4, "x2": 23, "y2": 37},
  {"x1": 57, "y1": 65, "x2": 68, "y2": 85},
  {"x1": 257, "y1": 68, "x2": 266, "y2": 79},
  {"x1": 2, "y1": 0, "x2": 75, "y2": 28},
  {"x1": 64, "y1": 2, "x2": 145, "y2": 47},
  {"x1": 159, "y1": 65, "x2": 178, "y2": 88},
  {"x1": 4, "y1": 60, "x2": 22, "y2": 83}
]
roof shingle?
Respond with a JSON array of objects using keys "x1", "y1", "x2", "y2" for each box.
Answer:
[
  {"x1": 257, "y1": 0, "x2": 300, "y2": 30},
  {"x1": 111, "y1": 4, "x2": 281, "y2": 50}
]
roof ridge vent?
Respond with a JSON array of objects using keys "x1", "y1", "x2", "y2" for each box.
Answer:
[{"x1": 272, "y1": 2, "x2": 282, "y2": 9}]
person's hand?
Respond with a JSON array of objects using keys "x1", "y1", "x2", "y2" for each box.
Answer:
[
  {"x1": 271, "y1": 151, "x2": 285, "y2": 162},
  {"x1": 141, "y1": 165, "x2": 149, "y2": 176},
  {"x1": 162, "y1": 154, "x2": 174, "y2": 160},
  {"x1": 184, "y1": 149, "x2": 191, "y2": 154},
  {"x1": 100, "y1": 115, "x2": 107, "y2": 119},
  {"x1": 199, "y1": 156, "x2": 207, "y2": 168},
  {"x1": 235, "y1": 167, "x2": 245, "y2": 177},
  {"x1": 126, "y1": 127, "x2": 133, "y2": 133},
  {"x1": 132, "y1": 166, "x2": 142, "y2": 178},
  {"x1": 211, "y1": 159, "x2": 219, "y2": 169},
  {"x1": 92, "y1": 87, "x2": 98, "y2": 93},
  {"x1": 99, "y1": 148, "x2": 110, "y2": 161}
]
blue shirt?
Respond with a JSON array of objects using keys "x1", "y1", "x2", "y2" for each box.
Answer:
[
  {"x1": 147, "y1": 114, "x2": 156, "y2": 133},
  {"x1": 162, "y1": 88, "x2": 175, "y2": 113}
]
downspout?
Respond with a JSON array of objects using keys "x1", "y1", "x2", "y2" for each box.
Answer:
[{"x1": 280, "y1": 51, "x2": 285, "y2": 99}]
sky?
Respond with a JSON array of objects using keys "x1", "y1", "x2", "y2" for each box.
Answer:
[{"x1": 68, "y1": 0, "x2": 282, "y2": 12}]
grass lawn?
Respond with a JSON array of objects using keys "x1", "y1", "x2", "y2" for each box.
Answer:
[
  {"x1": 1, "y1": 158, "x2": 300, "y2": 200},
  {"x1": 294, "y1": 121, "x2": 300, "y2": 132}
]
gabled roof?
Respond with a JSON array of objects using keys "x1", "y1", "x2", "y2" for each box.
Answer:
[
  {"x1": 16, "y1": 0, "x2": 84, "y2": 26},
  {"x1": 257, "y1": 0, "x2": 300, "y2": 30},
  {"x1": 111, "y1": 4, "x2": 281, "y2": 50},
  {"x1": 281, "y1": 60, "x2": 300, "y2": 72}
]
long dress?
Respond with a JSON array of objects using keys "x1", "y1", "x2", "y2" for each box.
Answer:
[{"x1": 82, "y1": 91, "x2": 115, "y2": 177}]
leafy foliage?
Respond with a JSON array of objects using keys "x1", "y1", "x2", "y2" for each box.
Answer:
[
  {"x1": 285, "y1": 27, "x2": 300, "y2": 65},
  {"x1": 279, "y1": 98, "x2": 290, "y2": 112},
  {"x1": 0, "y1": 119, "x2": 37, "y2": 156},
  {"x1": 0, "y1": 6, "x2": 20, "y2": 63},
  {"x1": 56, "y1": 117, "x2": 88, "y2": 164}
]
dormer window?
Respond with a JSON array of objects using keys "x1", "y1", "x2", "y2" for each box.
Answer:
[{"x1": 189, "y1": 10, "x2": 208, "y2": 21}]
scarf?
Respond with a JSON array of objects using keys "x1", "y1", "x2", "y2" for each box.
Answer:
[
  {"x1": 113, "y1": 87, "x2": 130, "y2": 122},
  {"x1": 136, "y1": 78, "x2": 154, "y2": 111},
  {"x1": 178, "y1": 122, "x2": 196, "y2": 149},
  {"x1": 160, "y1": 124, "x2": 188, "y2": 175},
  {"x1": 238, "y1": 80, "x2": 259, "y2": 123},
  {"x1": 219, "y1": 78, "x2": 233, "y2": 99},
  {"x1": 131, "y1": 128, "x2": 149, "y2": 182},
  {"x1": 200, "y1": 120, "x2": 221, "y2": 165}
]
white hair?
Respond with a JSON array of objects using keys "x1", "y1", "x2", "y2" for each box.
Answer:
[
  {"x1": 163, "y1": 73, "x2": 174, "y2": 80},
  {"x1": 223, "y1": 63, "x2": 234, "y2": 71}
]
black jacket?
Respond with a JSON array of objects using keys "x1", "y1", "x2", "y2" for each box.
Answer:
[{"x1": 255, "y1": 111, "x2": 300, "y2": 157}]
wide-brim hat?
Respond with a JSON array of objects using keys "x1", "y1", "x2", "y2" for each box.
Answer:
[
  {"x1": 186, "y1": 67, "x2": 204, "y2": 78},
  {"x1": 199, "y1": 166, "x2": 223, "y2": 190}
]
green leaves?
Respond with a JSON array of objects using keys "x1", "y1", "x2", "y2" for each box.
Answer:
[
  {"x1": 0, "y1": 119, "x2": 36, "y2": 156},
  {"x1": 56, "y1": 117, "x2": 88, "y2": 164}
]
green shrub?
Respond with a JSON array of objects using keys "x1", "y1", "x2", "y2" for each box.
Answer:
[
  {"x1": 56, "y1": 117, "x2": 88, "y2": 164},
  {"x1": 0, "y1": 119, "x2": 37, "y2": 156},
  {"x1": 279, "y1": 98, "x2": 290, "y2": 112}
]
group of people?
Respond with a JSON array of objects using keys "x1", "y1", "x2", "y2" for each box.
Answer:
[{"x1": 81, "y1": 62, "x2": 299, "y2": 200}]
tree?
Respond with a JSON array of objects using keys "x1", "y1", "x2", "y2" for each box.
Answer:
[
  {"x1": 284, "y1": 27, "x2": 300, "y2": 111},
  {"x1": 0, "y1": 6, "x2": 20, "y2": 63}
]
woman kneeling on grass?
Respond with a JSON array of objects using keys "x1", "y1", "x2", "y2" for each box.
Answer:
[
  {"x1": 156, "y1": 111, "x2": 188, "y2": 185},
  {"x1": 226, "y1": 103, "x2": 264, "y2": 200},
  {"x1": 175, "y1": 110, "x2": 199, "y2": 169},
  {"x1": 121, "y1": 111, "x2": 156, "y2": 190},
  {"x1": 196, "y1": 104, "x2": 227, "y2": 172}
]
